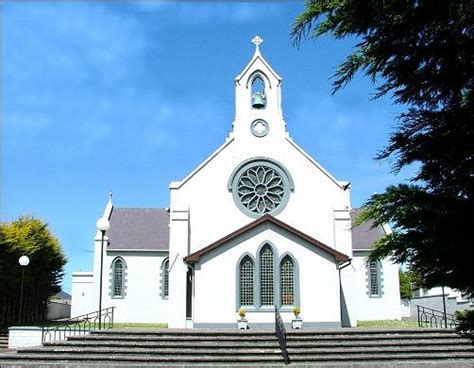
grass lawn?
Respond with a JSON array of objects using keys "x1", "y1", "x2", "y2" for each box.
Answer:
[
  {"x1": 357, "y1": 319, "x2": 420, "y2": 328},
  {"x1": 112, "y1": 323, "x2": 168, "y2": 329}
]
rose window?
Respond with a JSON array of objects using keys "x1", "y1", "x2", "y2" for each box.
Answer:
[{"x1": 237, "y1": 165, "x2": 286, "y2": 214}]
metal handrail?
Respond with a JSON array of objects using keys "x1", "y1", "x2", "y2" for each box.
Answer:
[
  {"x1": 417, "y1": 305, "x2": 457, "y2": 329},
  {"x1": 274, "y1": 305, "x2": 290, "y2": 365},
  {"x1": 41, "y1": 306, "x2": 115, "y2": 344}
]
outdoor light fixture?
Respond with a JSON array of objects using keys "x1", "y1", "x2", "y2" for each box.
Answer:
[
  {"x1": 18, "y1": 255, "x2": 30, "y2": 325},
  {"x1": 96, "y1": 217, "x2": 110, "y2": 330}
]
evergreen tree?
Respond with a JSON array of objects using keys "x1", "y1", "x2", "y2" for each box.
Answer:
[
  {"x1": 399, "y1": 270, "x2": 412, "y2": 299},
  {"x1": 0, "y1": 216, "x2": 67, "y2": 326},
  {"x1": 292, "y1": 1, "x2": 474, "y2": 294}
]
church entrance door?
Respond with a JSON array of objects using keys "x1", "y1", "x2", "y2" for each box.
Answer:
[{"x1": 186, "y1": 267, "x2": 193, "y2": 319}]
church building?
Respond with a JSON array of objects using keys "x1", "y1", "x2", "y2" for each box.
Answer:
[{"x1": 72, "y1": 37, "x2": 401, "y2": 328}]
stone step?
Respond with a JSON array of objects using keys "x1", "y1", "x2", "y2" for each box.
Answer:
[
  {"x1": 288, "y1": 338, "x2": 472, "y2": 347},
  {"x1": 22, "y1": 344, "x2": 474, "y2": 355},
  {"x1": 288, "y1": 345, "x2": 474, "y2": 354},
  {"x1": 90, "y1": 328, "x2": 458, "y2": 338},
  {"x1": 46, "y1": 337, "x2": 471, "y2": 349},
  {"x1": 21, "y1": 346, "x2": 284, "y2": 355},
  {"x1": 67, "y1": 331, "x2": 460, "y2": 343},
  {"x1": 286, "y1": 332, "x2": 461, "y2": 341},
  {"x1": 3, "y1": 351, "x2": 474, "y2": 364},
  {"x1": 2, "y1": 328, "x2": 472, "y2": 367},
  {"x1": 286, "y1": 328, "x2": 458, "y2": 335},
  {"x1": 0, "y1": 334, "x2": 8, "y2": 350},
  {"x1": 95, "y1": 329, "x2": 276, "y2": 336},
  {"x1": 290, "y1": 351, "x2": 474, "y2": 362},
  {"x1": 0, "y1": 352, "x2": 284, "y2": 363},
  {"x1": 68, "y1": 334, "x2": 278, "y2": 342},
  {"x1": 108, "y1": 328, "x2": 457, "y2": 334},
  {"x1": 47, "y1": 340, "x2": 281, "y2": 348},
  {"x1": 1, "y1": 361, "x2": 474, "y2": 368}
]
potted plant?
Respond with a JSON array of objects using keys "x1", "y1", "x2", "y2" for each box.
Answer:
[
  {"x1": 292, "y1": 306, "x2": 302, "y2": 329},
  {"x1": 237, "y1": 307, "x2": 248, "y2": 329}
]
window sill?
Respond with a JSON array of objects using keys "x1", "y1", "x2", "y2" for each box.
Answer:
[{"x1": 237, "y1": 306, "x2": 296, "y2": 313}]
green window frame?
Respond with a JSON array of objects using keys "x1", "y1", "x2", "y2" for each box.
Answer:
[
  {"x1": 368, "y1": 260, "x2": 382, "y2": 297},
  {"x1": 111, "y1": 257, "x2": 126, "y2": 298}
]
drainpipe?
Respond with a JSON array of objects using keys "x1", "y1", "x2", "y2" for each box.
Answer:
[{"x1": 338, "y1": 259, "x2": 352, "y2": 328}]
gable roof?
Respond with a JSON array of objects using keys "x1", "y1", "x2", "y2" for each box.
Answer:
[
  {"x1": 184, "y1": 214, "x2": 349, "y2": 265},
  {"x1": 235, "y1": 51, "x2": 282, "y2": 84},
  {"x1": 107, "y1": 207, "x2": 169, "y2": 251},
  {"x1": 351, "y1": 208, "x2": 387, "y2": 250}
]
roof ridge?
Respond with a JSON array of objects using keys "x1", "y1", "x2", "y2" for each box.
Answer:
[
  {"x1": 113, "y1": 207, "x2": 168, "y2": 210},
  {"x1": 185, "y1": 215, "x2": 349, "y2": 265}
]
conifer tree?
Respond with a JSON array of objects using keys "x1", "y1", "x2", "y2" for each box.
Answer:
[
  {"x1": 292, "y1": 1, "x2": 474, "y2": 294},
  {"x1": 0, "y1": 216, "x2": 67, "y2": 326}
]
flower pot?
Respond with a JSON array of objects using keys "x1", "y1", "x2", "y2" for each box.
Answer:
[
  {"x1": 292, "y1": 318, "x2": 303, "y2": 329},
  {"x1": 237, "y1": 319, "x2": 248, "y2": 329}
]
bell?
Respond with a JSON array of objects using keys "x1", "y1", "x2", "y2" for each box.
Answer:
[{"x1": 252, "y1": 92, "x2": 266, "y2": 109}]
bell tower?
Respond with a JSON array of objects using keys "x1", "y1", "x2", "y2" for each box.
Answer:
[{"x1": 232, "y1": 36, "x2": 286, "y2": 140}]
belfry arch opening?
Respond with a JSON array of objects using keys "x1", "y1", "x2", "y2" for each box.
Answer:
[{"x1": 250, "y1": 74, "x2": 267, "y2": 109}]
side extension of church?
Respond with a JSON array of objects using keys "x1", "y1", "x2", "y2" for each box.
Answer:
[{"x1": 72, "y1": 37, "x2": 401, "y2": 328}]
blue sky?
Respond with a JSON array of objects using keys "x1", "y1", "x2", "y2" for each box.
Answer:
[{"x1": 2, "y1": 2, "x2": 411, "y2": 294}]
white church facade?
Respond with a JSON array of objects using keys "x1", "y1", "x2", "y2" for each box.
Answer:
[{"x1": 72, "y1": 37, "x2": 401, "y2": 328}]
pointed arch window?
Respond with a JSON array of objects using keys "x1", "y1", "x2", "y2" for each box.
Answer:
[
  {"x1": 236, "y1": 246, "x2": 299, "y2": 310},
  {"x1": 161, "y1": 258, "x2": 169, "y2": 299},
  {"x1": 260, "y1": 246, "x2": 274, "y2": 306},
  {"x1": 368, "y1": 261, "x2": 382, "y2": 297},
  {"x1": 111, "y1": 258, "x2": 125, "y2": 298},
  {"x1": 239, "y1": 256, "x2": 254, "y2": 306},
  {"x1": 280, "y1": 256, "x2": 295, "y2": 306}
]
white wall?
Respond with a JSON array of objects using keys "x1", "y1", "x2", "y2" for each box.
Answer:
[
  {"x1": 168, "y1": 50, "x2": 352, "y2": 327},
  {"x1": 47, "y1": 301, "x2": 71, "y2": 320},
  {"x1": 98, "y1": 251, "x2": 169, "y2": 323},
  {"x1": 192, "y1": 224, "x2": 341, "y2": 327},
  {"x1": 9, "y1": 327, "x2": 43, "y2": 349},
  {"x1": 350, "y1": 251, "x2": 401, "y2": 321},
  {"x1": 9, "y1": 327, "x2": 90, "y2": 349},
  {"x1": 71, "y1": 272, "x2": 94, "y2": 317}
]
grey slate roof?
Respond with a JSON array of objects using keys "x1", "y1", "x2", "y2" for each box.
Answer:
[
  {"x1": 351, "y1": 208, "x2": 387, "y2": 250},
  {"x1": 105, "y1": 207, "x2": 383, "y2": 252},
  {"x1": 107, "y1": 208, "x2": 169, "y2": 251}
]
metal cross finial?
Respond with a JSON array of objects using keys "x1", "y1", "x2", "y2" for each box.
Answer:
[
  {"x1": 109, "y1": 191, "x2": 113, "y2": 201},
  {"x1": 252, "y1": 35, "x2": 263, "y2": 51}
]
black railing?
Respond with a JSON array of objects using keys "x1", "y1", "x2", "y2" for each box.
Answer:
[
  {"x1": 274, "y1": 305, "x2": 290, "y2": 365},
  {"x1": 417, "y1": 305, "x2": 457, "y2": 329},
  {"x1": 42, "y1": 306, "x2": 115, "y2": 344}
]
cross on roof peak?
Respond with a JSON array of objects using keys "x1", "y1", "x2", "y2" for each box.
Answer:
[{"x1": 252, "y1": 35, "x2": 263, "y2": 51}]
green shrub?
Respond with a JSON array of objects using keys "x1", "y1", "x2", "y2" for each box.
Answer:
[{"x1": 455, "y1": 310, "x2": 474, "y2": 341}]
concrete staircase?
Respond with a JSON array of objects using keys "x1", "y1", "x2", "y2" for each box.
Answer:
[
  {"x1": 0, "y1": 328, "x2": 473, "y2": 366},
  {"x1": 0, "y1": 331, "x2": 8, "y2": 350}
]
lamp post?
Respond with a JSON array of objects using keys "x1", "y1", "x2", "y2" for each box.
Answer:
[
  {"x1": 18, "y1": 255, "x2": 30, "y2": 325},
  {"x1": 96, "y1": 217, "x2": 110, "y2": 330},
  {"x1": 442, "y1": 286, "x2": 447, "y2": 328}
]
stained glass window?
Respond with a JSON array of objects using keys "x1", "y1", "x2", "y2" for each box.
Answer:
[
  {"x1": 162, "y1": 258, "x2": 169, "y2": 298},
  {"x1": 112, "y1": 258, "x2": 124, "y2": 297},
  {"x1": 237, "y1": 166, "x2": 285, "y2": 215},
  {"x1": 280, "y1": 256, "x2": 295, "y2": 306},
  {"x1": 369, "y1": 261, "x2": 380, "y2": 296},
  {"x1": 239, "y1": 257, "x2": 254, "y2": 306},
  {"x1": 260, "y1": 246, "x2": 274, "y2": 306}
]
